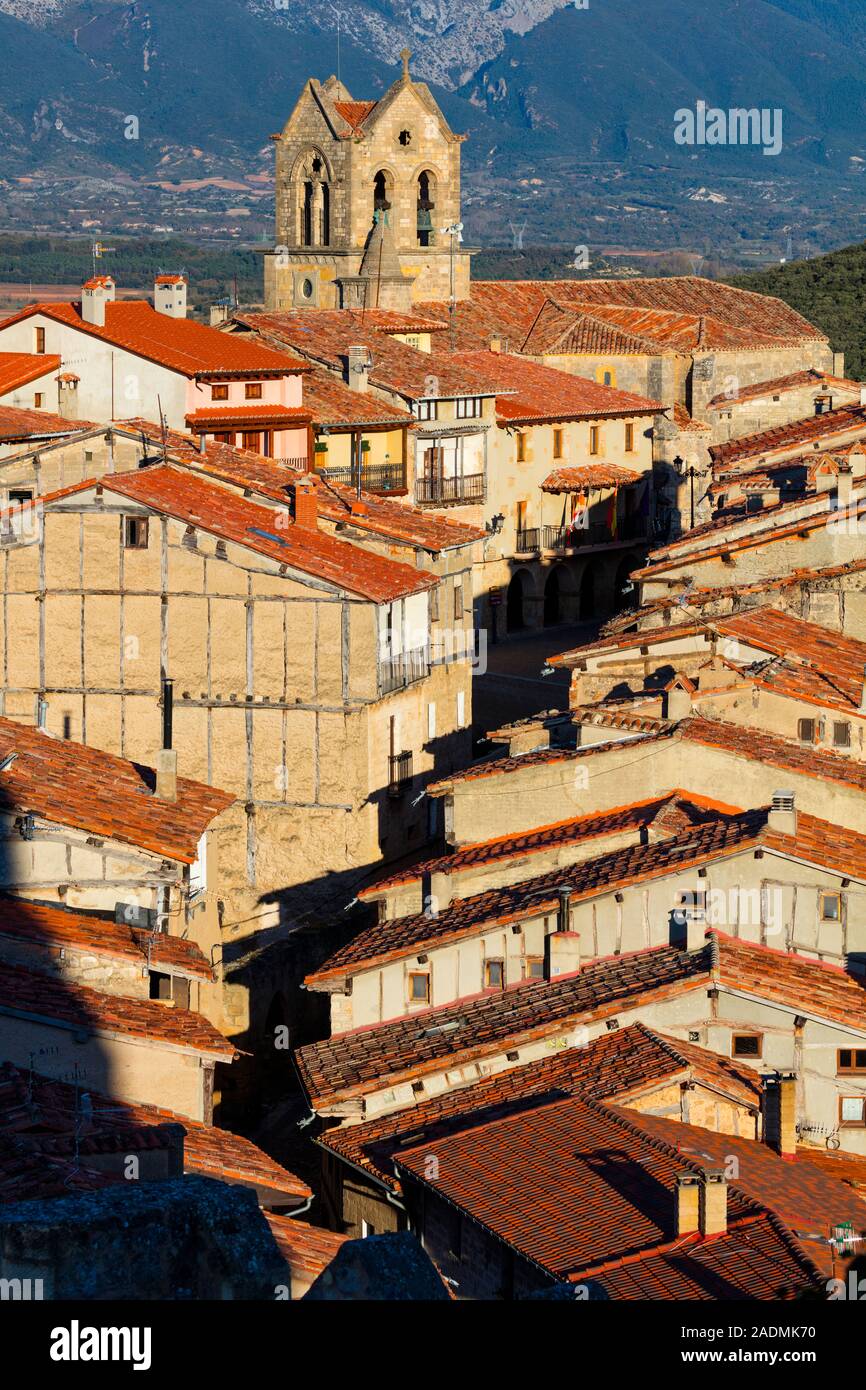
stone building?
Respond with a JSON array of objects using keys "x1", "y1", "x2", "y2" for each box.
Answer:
[{"x1": 264, "y1": 50, "x2": 471, "y2": 312}]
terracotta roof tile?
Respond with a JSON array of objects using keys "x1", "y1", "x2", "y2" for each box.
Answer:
[
  {"x1": 302, "y1": 367, "x2": 414, "y2": 427},
  {"x1": 452, "y1": 350, "x2": 661, "y2": 422},
  {"x1": 394, "y1": 1094, "x2": 836, "y2": 1294},
  {"x1": 0, "y1": 715, "x2": 232, "y2": 863},
  {"x1": 710, "y1": 404, "x2": 866, "y2": 467},
  {"x1": 332, "y1": 99, "x2": 378, "y2": 133},
  {"x1": 265, "y1": 1215, "x2": 348, "y2": 1285},
  {"x1": 295, "y1": 943, "x2": 711, "y2": 1109},
  {"x1": 0, "y1": 352, "x2": 61, "y2": 395},
  {"x1": 0, "y1": 898, "x2": 213, "y2": 980},
  {"x1": 708, "y1": 369, "x2": 861, "y2": 410},
  {"x1": 0, "y1": 405, "x2": 95, "y2": 440},
  {"x1": 185, "y1": 405, "x2": 312, "y2": 429},
  {"x1": 541, "y1": 464, "x2": 643, "y2": 491},
  {"x1": 319, "y1": 1022, "x2": 762, "y2": 1192},
  {"x1": 0, "y1": 960, "x2": 236, "y2": 1058},
  {"x1": 310, "y1": 808, "x2": 770, "y2": 983},
  {"x1": 0, "y1": 1061, "x2": 310, "y2": 1202},
  {"x1": 0, "y1": 301, "x2": 304, "y2": 379},
  {"x1": 53, "y1": 465, "x2": 437, "y2": 604},
  {"x1": 681, "y1": 715, "x2": 866, "y2": 792},
  {"x1": 713, "y1": 931, "x2": 866, "y2": 1034}
]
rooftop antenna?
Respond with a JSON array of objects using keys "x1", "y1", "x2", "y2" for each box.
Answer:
[
  {"x1": 156, "y1": 396, "x2": 169, "y2": 462},
  {"x1": 91, "y1": 241, "x2": 116, "y2": 278}
]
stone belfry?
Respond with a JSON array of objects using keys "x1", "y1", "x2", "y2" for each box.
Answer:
[{"x1": 263, "y1": 49, "x2": 471, "y2": 311}]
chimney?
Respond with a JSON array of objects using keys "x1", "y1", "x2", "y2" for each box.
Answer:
[
  {"x1": 768, "y1": 789, "x2": 796, "y2": 836},
  {"x1": 544, "y1": 887, "x2": 580, "y2": 980},
  {"x1": 675, "y1": 1173, "x2": 700, "y2": 1236},
  {"x1": 699, "y1": 1168, "x2": 728, "y2": 1236},
  {"x1": 154, "y1": 274, "x2": 188, "y2": 319},
  {"x1": 764, "y1": 1072, "x2": 797, "y2": 1159},
  {"x1": 346, "y1": 345, "x2": 371, "y2": 393},
  {"x1": 157, "y1": 676, "x2": 177, "y2": 801},
  {"x1": 489, "y1": 337, "x2": 502, "y2": 354},
  {"x1": 664, "y1": 682, "x2": 692, "y2": 720},
  {"x1": 293, "y1": 476, "x2": 317, "y2": 530},
  {"x1": 850, "y1": 446, "x2": 866, "y2": 481},
  {"x1": 428, "y1": 868, "x2": 453, "y2": 913},
  {"x1": 837, "y1": 463, "x2": 854, "y2": 508},
  {"x1": 81, "y1": 276, "x2": 115, "y2": 328}
]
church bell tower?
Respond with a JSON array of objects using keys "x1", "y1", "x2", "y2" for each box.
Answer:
[{"x1": 263, "y1": 49, "x2": 471, "y2": 311}]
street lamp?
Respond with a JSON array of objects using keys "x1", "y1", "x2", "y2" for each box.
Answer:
[{"x1": 673, "y1": 455, "x2": 702, "y2": 531}]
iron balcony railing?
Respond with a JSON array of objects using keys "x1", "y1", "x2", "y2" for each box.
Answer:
[
  {"x1": 388, "y1": 750, "x2": 414, "y2": 797},
  {"x1": 379, "y1": 644, "x2": 430, "y2": 695},
  {"x1": 320, "y1": 462, "x2": 406, "y2": 493},
  {"x1": 415, "y1": 472, "x2": 485, "y2": 506},
  {"x1": 516, "y1": 517, "x2": 648, "y2": 553}
]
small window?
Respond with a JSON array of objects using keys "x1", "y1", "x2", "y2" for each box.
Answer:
[
  {"x1": 525, "y1": 957, "x2": 544, "y2": 980},
  {"x1": 840, "y1": 1096, "x2": 866, "y2": 1127},
  {"x1": 242, "y1": 432, "x2": 261, "y2": 451},
  {"x1": 484, "y1": 959, "x2": 505, "y2": 990},
  {"x1": 414, "y1": 400, "x2": 439, "y2": 422},
  {"x1": 553, "y1": 428, "x2": 563, "y2": 459},
  {"x1": 361, "y1": 1220, "x2": 376, "y2": 1238},
  {"x1": 602, "y1": 371, "x2": 613, "y2": 387},
  {"x1": 838, "y1": 1049, "x2": 866, "y2": 1074},
  {"x1": 820, "y1": 891, "x2": 841, "y2": 922},
  {"x1": 408, "y1": 972, "x2": 430, "y2": 1004},
  {"x1": 149, "y1": 971, "x2": 172, "y2": 1001},
  {"x1": 124, "y1": 517, "x2": 149, "y2": 549},
  {"x1": 516, "y1": 433, "x2": 527, "y2": 463},
  {"x1": 624, "y1": 422, "x2": 634, "y2": 452},
  {"x1": 797, "y1": 718, "x2": 815, "y2": 744},
  {"x1": 732, "y1": 1033, "x2": 762, "y2": 1058},
  {"x1": 35, "y1": 327, "x2": 45, "y2": 354},
  {"x1": 33, "y1": 393, "x2": 43, "y2": 409},
  {"x1": 211, "y1": 384, "x2": 229, "y2": 401},
  {"x1": 9, "y1": 489, "x2": 33, "y2": 510},
  {"x1": 398, "y1": 129, "x2": 412, "y2": 147},
  {"x1": 430, "y1": 585, "x2": 440, "y2": 622},
  {"x1": 833, "y1": 721, "x2": 851, "y2": 748},
  {"x1": 245, "y1": 382, "x2": 263, "y2": 400},
  {"x1": 589, "y1": 425, "x2": 600, "y2": 455},
  {"x1": 301, "y1": 278, "x2": 314, "y2": 301},
  {"x1": 456, "y1": 397, "x2": 481, "y2": 419},
  {"x1": 453, "y1": 578, "x2": 463, "y2": 622}
]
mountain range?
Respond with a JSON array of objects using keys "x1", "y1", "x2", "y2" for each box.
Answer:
[{"x1": 2, "y1": 0, "x2": 866, "y2": 259}]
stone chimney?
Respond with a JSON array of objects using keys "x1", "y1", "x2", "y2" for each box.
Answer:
[
  {"x1": 764, "y1": 1072, "x2": 797, "y2": 1159},
  {"x1": 543, "y1": 887, "x2": 580, "y2": 980},
  {"x1": 293, "y1": 476, "x2": 318, "y2": 530},
  {"x1": 837, "y1": 463, "x2": 854, "y2": 508},
  {"x1": 675, "y1": 1173, "x2": 700, "y2": 1236},
  {"x1": 154, "y1": 275, "x2": 188, "y2": 319},
  {"x1": 81, "y1": 276, "x2": 116, "y2": 328},
  {"x1": 664, "y1": 681, "x2": 692, "y2": 720},
  {"x1": 767, "y1": 789, "x2": 796, "y2": 836},
  {"x1": 346, "y1": 345, "x2": 371, "y2": 393},
  {"x1": 699, "y1": 1168, "x2": 728, "y2": 1236}
]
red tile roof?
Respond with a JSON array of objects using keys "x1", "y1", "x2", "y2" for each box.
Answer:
[
  {"x1": 427, "y1": 730, "x2": 674, "y2": 791},
  {"x1": 713, "y1": 931, "x2": 866, "y2": 1033},
  {"x1": 0, "y1": 301, "x2": 305, "y2": 379},
  {"x1": 0, "y1": 960, "x2": 236, "y2": 1059},
  {"x1": 318, "y1": 1022, "x2": 762, "y2": 1192},
  {"x1": 357, "y1": 791, "x2": 736, "y2": 899},
  {"x1": 0, "y1": 405, "x2": 95, "y2": 440},
  {"x1": 302, "y1": 367, "x2": 414, "y2": 428},
  {"x1": 452, "y1": 349, "x2": 661, "y2": 422},
  {"x1": 295, "y1": 943, "x2": 711, "y2": 1110},
  {"x1": 541, "y1": 463, "x2": 642, "y2": 491},
  {"x1": 265, "y1": 1215, "x2": 349, "y2": 1286},
  {"x1": 309, "y1": 807, "x2": 771, "y2": 984},
  {"x1": 680, "y1": 715, "x2": 866, "y2": 793},
  {"x1": 0, "y1": 352, "x2": 61, "y2": 395},
  {"x1": 708, "y1": 369, "x2": 861, "y2": 410},
  {"x1": 118, "y1": 420, "x2": 483, "y2": 555},
  {"x1": 394, "y1": 1094, "x2": 836, "y2": 1295},
  {"x1": 0, "y1": 1061, "x2": 311, "y2": 1202},
  {"x1": 333, "y1": 99, "x2": 378, "y2": 132},
  {"x1": 0, "y1": 1133, "x2": 114, "y2": 1203},
  {"x1": 710, "y1": 404, "x2": 866, "y2": 468},
  {"x1": 0, "y1": 898, "x2": 213, "y2": 980},
  {"x1": 55, "y1": 465, "x2": 437, "y2": 604},
  {"x1": 185, "y1": 405, "x2": 312, "y2": 429},
  {"x1": 0, "y1": 715, "x2": 233, "y2": 863},
  {"x1": 233, "y1": 311, "x2": 498, "y2": 402}
]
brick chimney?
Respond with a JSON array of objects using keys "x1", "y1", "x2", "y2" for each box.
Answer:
[
  {"x1": 764, "y1": 1072, "x2": 797, "y2": 1158},
  {"x1": 293, "y1": 477, "x2": 317, "y2": 530},
  {"x1": 154, "y1": 274, "x2": 188, "y2": 319},
  {"x1": 767, "y1": 789, "x2": 796, "y2": 836},
  {"x1": 675, "y1": 1173, "x2": 700, "y2": 1236},
  {"x1": 699, "y1": 1168, "x2": 728, "y2": 1236},
  {"x1": 81, "y1": 276, "x2": 115, "y2": 328}
]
